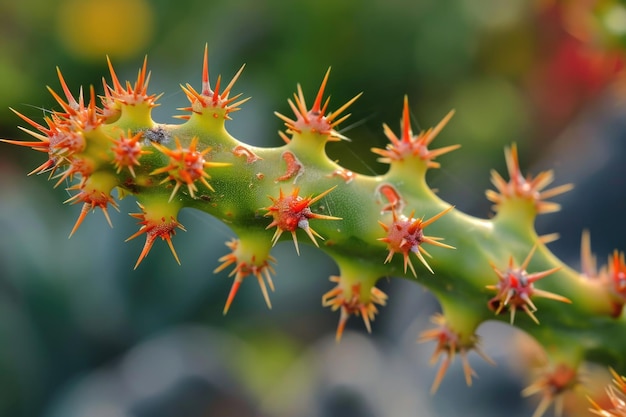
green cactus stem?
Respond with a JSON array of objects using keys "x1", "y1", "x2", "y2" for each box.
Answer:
[{"x1": 3, "y1": 45, "x2": 626, "y2": 417}]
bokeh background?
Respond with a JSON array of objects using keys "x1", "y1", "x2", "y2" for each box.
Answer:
[{"x1": 1, "y1": 0, "x2": 626, "y2": 416}]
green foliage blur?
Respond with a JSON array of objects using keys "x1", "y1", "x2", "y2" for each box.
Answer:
[{"x1": 1, "y1": 0, "x2": 626, "y2": 416}]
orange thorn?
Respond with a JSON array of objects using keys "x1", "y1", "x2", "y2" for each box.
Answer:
[
  {"x1": 133, "y1": 234, "x2": 157, "y2": 270},
  {"x1": 223, "y1": 279, "x2": 242, "y2": 315},
  {"x1": 312, "y1": 67, "x2": 331, "y2": 114},
  {"x1": 68, "y1": 203, "x2": 91, "y2": 238}
]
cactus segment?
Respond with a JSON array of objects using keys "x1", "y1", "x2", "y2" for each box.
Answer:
[{"x1": 4, "y1": 48, "x2": 626, "y2": 414}]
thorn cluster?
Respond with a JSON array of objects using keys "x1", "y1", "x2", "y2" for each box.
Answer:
[
  {"x1": 66, "y1": 182, "x2": 120, "y2": 237},
  {"x1": 321, "y1": 275, "x2": 388, "y2": 341},
  {"x1": 589, "y1": 368, "x2": 626, "y2": 417},
  {"x1": 264, "y1": 186, "x2": 341, "y2": 255},
  {"x1": 418, "y1": 314, "x2": 495, "y2": 394},
  {"x1": 487, "y1": 245, "x2": 570, "y2": 324},
  {"x1": 486, "y1": 143, "x2": 573, "y2": 214},
  {"x1": 110, "y1": 130, "x2": 150, "y2": 177},
  {"x1": 522, "y1": 364, "x2": 579, "y2": 417},
  {"x1": 151, "y1": 137, "x2": 229, "y2": 202},
  {"x1": 3, "y1": 74, "x2": 100, "y2": 177},
  {"x1": 126, "y1": 203, "x2": 186, "y2": 269},
  {"x1": 378, "y1": 206, "x2": 454, "y2": 276},
  {"x1": 102, "y1": 56, "x2": 161, "y2": 114},
  {"x1": 214, "y1": 239, "x2": 277, "y2": 314},
  {"x1": 371, "y1": 96, "x2": 459, "y2": 167},
  {"x1": 578, "y1": 231, "x2": 626, "y2": 315},
  {"x1": 178, "y1": 45, "x2": 248, "y2": 120},
  {"x1": 275, "y1": 68, "x2": 361, "y2": 142}
]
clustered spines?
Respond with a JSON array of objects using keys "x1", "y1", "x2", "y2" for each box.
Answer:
[
  {"x1": 274, "y1": 68, "x2": 361, "y2": 143},
  {"x1": 150, "y1": 136, "x2": 230, "y2": 202},
  {"x1": 371, "y1": 96, "x2": 460, "y2": 168},
  {"x1": 580, "y1": 231, "x2": 626, "y2": 316},
  {"x1": 214, "y1": 238, "x2": 277, "y2": 314},
  {"x1": 264, "y1": 186, "x2": 341, "y2": 255},
  {"x1": 417, "y1": 313, "x2": 495, "y2": 394},
  {"x1": 66, "y1": 172, "x2": 120, "y2": 237},
  {"x1": 486, "y1": 245, "x2": 570, "y2": 325},
  {"x1": 486, "y1": 143, "x2": 574, "y2": 215},
  {"x1": 378, "y1": 206, "x2": 455, "y2": 277},
  {"x1": 321, "y1": 274, "x2": 388, "y2": 341},
  {"x1": 126, "y1": 201, "x2": 186, "y2": 269},
  {"x1": 110, "y1": 130, "x2": 150, "y2": 178},
  {"x1": 589, "y1": 368, "x2": 626, "y2": 416},
  {"x1": 104, "y1": 55, "x2": 161, "y2": 110},
  {"x1": 177, "y1": 45, "x2": 249, "y2": 121},
  {"x1": 522, "y1": 363, "x2": 580, "y2": 417}
]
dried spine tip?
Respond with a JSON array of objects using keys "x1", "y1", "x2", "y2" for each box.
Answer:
[
  {"x1": 214, "y1": 239, "x2": 277, "y2": 314},
  {"x1": 321, "y1": 275, "x2": 388, "y2": 341},
  {"x1": 378, "y1": 206, "x2": 455, "y2": 277},
  {"x1": 486, "y1": 143, "x2": 573, "y2": 214},
  {"x1": 486, "y1": 245, "x2": 570, "y2": 324},
  {"x1": 151, "y1": 136, "x2": 230, "y2": 202},
  {"x1": 418, "y1": 314, "x2": 494, "y2": 394},
  {"x1": 264, "y1": 186, "x2": 341, "y2": 255}
]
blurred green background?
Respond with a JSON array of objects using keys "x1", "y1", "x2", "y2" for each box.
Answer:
[{"x1": 1, "y1": 0, "x2": 626, "y2": 416}]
